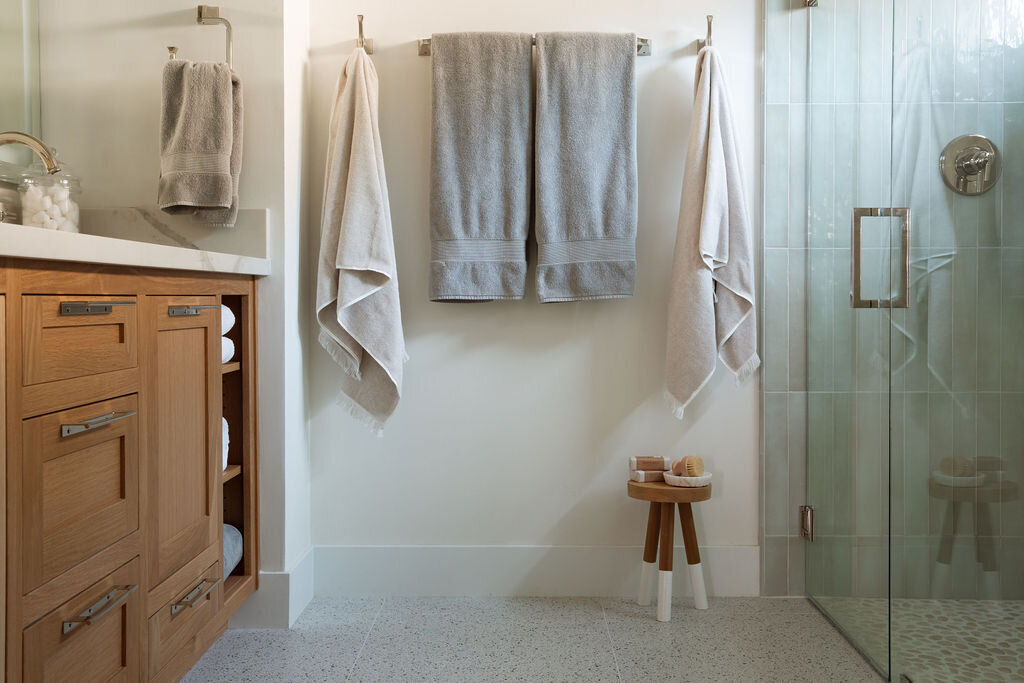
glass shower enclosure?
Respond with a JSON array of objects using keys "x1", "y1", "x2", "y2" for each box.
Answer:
[{"x1": 768, "y1": 1, "x2": 1024, "y2": 680}]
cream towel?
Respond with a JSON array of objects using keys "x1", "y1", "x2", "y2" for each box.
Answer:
[
  {"x1": 316, "y1": 47, "x2": 405, "y2": 434},
  {"x1": 665, "y1": 47, "x2": 759, "y2": 419}
]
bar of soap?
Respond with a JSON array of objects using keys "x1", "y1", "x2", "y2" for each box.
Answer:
[{"x1": 672, "y1": 456, "x2": 705, "y2": 477}]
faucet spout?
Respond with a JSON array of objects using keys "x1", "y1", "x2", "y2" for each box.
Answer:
[{"x1": 0, "y1": 131, "x2": 61, "y2": 174}]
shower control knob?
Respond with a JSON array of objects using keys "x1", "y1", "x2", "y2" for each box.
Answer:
[{"x1": 940, "y1": 134, "x2": 1001, "y2": 196}]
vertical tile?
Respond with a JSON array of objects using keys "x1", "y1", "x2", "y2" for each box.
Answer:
[
  {"x1": 787, "y1": 392, "x2": 808, "y2": 536},
  {"x1": 890, "y1": 390, "x2": 907, "y2": 536},
  {"x1": 954, "y1": 0, "x2": 982, "y2": 102},
  {"x1": 952, "y1": 247, "x2": 979, "y2": 391},
  {"x1": 1002, "y1": 104, "x2": 1024, "y2": 247},
  {"x1": 858, "y1": 0, "x2": 890, "y2": 104},
  {"x1": 787, "y1": 535, "x2": 806, "y2": 595},
  {"x1": 789, "y1": 0, "x2": 809, "y2": 103},
  {"x1": 1003, "y1": 0, "x2": 1024, "y2": 102},
  {"x1": 808, "y1": 0, "x2": 835, "y2": 103},
  {"x1": 763, "y1": 249, "x2": 790, "y2": 391},
  {"x1": 977, "y1": 249, "x2": 1002, "y2": 391},
  {"x1": 762, "y1": 535, "x2": 789, "y2": 596},
  {"x1": 789, "y1": 250, "x2": 808, "y2": 390},
  {"x1": 976, "y1": 103, "x2": 1004, "y2": 247},
  {"x1": 931, "y1": 0, "x2": 957, "y2": 102},
  {"x1": 979, "y1": 0, "x2": 1005, "y2": 102},
  {"x1": 808, "y1": 104, "x2": 836, "y2": 248},
  {"x1": 832, "y1": 249, "x2": 854, "y2": 391},
  {"x1": 789, "y1": 105, "x2": 808, "y2": 248},
  {"x1": 807, "y1": 249, "x2": 834, "y2": 390},
  {"x1": 764, "y1": 105, "x2": 790, "y2": 248},
  {"x1": 953, "y1": 104, "x2": 981, "y2": 246},
  {"x1": 1001, "y1": 249, "x2": 1024, "y2": 390},
  {"x1": 951, "y1": 392, "x2": 977, "y2": 463},
  {"x1": 764, "y1": 393, "x2": 790, "y2": 537},
  {"x1": 832, "y1": 393, "x2": 854, "y2": 536},
  {"x1": 764, "y1": 0, "x2": 792, "y2": 104},
  {"x1": 930, "y1": 104, "x2": 957, "y2": 249},
  {"x1": 834, "y1": 0, "x2": 859, "y2": 103},
  {"x1": 807, "y1": 392, "x2": 835, "y2": 534},
  {"x1": 832, "y1": 106, "x2": 856, "y2": 249},
  {"x1": 854, "y1": 393, "x2": 884, "y2": 537},
  {"x1": 927, "y1": 251, "x2": 955, "y2": 394},
  {"x1": 903, "y1": 392, "x2": 931, "y2": 538},
  {"x1": 928, "y1": 393, "x2": 954, "y2": 535},
  {"x1": 1001, "y1": 395, "x2": 1024, "y2": 536}
]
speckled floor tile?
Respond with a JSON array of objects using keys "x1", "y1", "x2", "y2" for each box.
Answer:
[{"x1": 184, "y1": 596, "x2": 883, "y2": 682}]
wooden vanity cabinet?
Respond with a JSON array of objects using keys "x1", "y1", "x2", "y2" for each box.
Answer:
[{"x1": 1, "y1": 260, "x2": 260, "y2": 682}]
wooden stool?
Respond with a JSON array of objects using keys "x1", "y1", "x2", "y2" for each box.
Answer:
[{"x1": 627, "y1": 481, "x2": 711, "y2": 621}]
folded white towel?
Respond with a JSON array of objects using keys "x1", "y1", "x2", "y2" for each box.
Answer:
[
  {"x1": 221, "y1": 303, "x2": 235, "y2": 335},
  {"x1": 221, "y1": 336, "x2": 234, "y2": 364},
  {"x1": 222, "y1": 417, "x2": 230, "y2": 470},
  {"x1": 316, "y1": 47, "x2": 406, "y2": 435},
  {"x1": 665, "y1": 46, "x2": 759, "y2": 419}
]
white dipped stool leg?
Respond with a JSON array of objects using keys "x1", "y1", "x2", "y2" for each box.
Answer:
[
  {"x1": 638, "y1": 561, "x2": 656, "y2": 606},
  {"x1": 689, "y1": 562, "x2": 709, "y2": 610},
  {"x1": 657, "y1": 570, "x2": 672, "y2": 622}
]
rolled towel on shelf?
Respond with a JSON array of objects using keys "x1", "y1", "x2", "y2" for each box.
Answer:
[
  {"x1": 221, "y1": 336, "x2": 235, "y2": 364},
  {"x1": 222, "y1": 417, "x2": 230, "y2": 470},
  {"x1": 223, "y1": 524, "x2": 243, "y2": 580},
  {"x1": 221, "y1": 303, "x2": 235, "y2": 335}
]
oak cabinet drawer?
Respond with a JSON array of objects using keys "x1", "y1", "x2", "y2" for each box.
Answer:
[
  {"x1": 23, "y1": 295, "x2": 138, "y2": 385},
  {"x1": 22, "y1": 557, "x2": 141, "y2": 683},
  {"x1": 148, "y1": 560, "x2": 222, "y2": 679},
  {"x1": 21, "y1": 395, "x2": 140, "y2": 593}
]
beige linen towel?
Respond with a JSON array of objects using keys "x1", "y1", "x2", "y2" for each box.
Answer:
[
  {"x1": 665, "y1": 46, "x2": 759, "y2": 419},
  {"x1": 158, "y1": 60, "x2": 242, "y2": 227},
  {"x1": 316, "y1": 47, "x2": 406, "y2": 434}
]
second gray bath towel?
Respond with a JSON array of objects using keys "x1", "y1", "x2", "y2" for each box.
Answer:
[
  {"x1": 534, "y1": 32, "x2": 638, "y2": 302},
  {"x1": 430, "y1": 32, "x2": 534, "y2": 301}
]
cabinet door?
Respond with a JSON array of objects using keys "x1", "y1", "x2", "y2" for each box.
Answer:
[{"x1": 144, "y1": 297, "x2": 221, "y2": 590}]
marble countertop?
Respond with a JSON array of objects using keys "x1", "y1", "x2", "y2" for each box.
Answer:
[{"x1": 0, "y1": 221, "x2": 270, "y2": 276}]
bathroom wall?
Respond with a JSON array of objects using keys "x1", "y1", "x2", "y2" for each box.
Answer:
[
  {"x1": 305, "y1": 0, "x2": 764, "y2": 596},
  {"x1": 36, "y1": 0, "x2": 314, "y2": 623}
]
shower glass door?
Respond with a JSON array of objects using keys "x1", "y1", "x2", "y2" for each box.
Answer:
[
  {"x1": 803, "y1": 0, "x2": 897, "y2": 676},
  {"x1": 803, "y1": 0, "x2": 1024, "y2": 680}
]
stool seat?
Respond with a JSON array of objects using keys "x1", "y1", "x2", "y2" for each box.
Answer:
[
  {"x1": 627, "y1": 479, "x2": 711, "y2": 622},
  {"x1": 628, "y1": 481, "x2": 711, "y2": 503}
]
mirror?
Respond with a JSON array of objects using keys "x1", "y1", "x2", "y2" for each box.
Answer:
[{"x1": 0, "y1": 0, "x2": 41, "y2": 169}]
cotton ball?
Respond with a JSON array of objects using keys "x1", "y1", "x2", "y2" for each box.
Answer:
[
  {"x1": 30, "y1": 211, "x2": 49, "y2": 227},
  {"x1": 41, "y1": 194, "x2": 53, "y2": 210},
  {"x1": 57, "y1": 198, "x2": 69, "y2": 214},
  {"x1": 52, "y1": 185, "x2": 70, "y2": 202},
  {"x1": 25, "y1": 184, "x2": 43, "y2": 200},
  {"x1": 41, "y1": 215, "x2": 55, "y2": 230},
  {"x1": 47, "y1": 203, "x2": 62, "y2": 220}
]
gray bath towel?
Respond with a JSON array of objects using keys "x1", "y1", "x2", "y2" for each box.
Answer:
[
  {"x1": 317, "y1": 47, "x2": 406, "y2": 434},
  {"x1": 159, "y1": 60, "x2": 243, "y2": 227},
  {"x1": 534, "y1": 32, "x2": 638, "y2": 302},
  {"x1": 430, "y1": 32, "x2": 534, "y2": 301}
]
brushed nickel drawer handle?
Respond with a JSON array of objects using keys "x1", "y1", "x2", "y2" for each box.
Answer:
[
  {"x1": 60, "y1": 410, "x2": 137, "y2": 438},
  {"x1": 171, "y1": 577, "x2": 222, "y2": 616},
  {"x1": 168, "y1": 304, "x2": 219, "y2": 317},
  {"x1": 62, "y1": 584, "x2": 138, "y2": 635},
  {"x1": 59, "y1": 300, "x2": 136, "y2": 316}
]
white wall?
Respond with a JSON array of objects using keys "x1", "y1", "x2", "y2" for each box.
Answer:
[
  {"x1": 37, "y1": 0, "x2": 312, "y2": 622},
  {"x1": 306, "y1": 0, "x2": 763, "y2": 595}
]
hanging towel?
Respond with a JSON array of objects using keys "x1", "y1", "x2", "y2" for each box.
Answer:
[
  {"x1": 316, "y1": 46, "x2": 406, "y2": 434},
  {"x1": 429, "y1": 32, "x2": 534, "y2": 301},
  {"x1": 534, "y1": 32, "x2": 638, "y2": 302},
  {"x1": 158, "y1": 60, "x2": 243, "y2": 227},
  {"x1": 665, "y1": 46, "x2": 759, "y2": 419}
]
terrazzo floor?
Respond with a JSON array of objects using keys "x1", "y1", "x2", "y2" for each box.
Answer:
[{"x1": 182, "y1": 597, "x2": 882, "y2": 682}]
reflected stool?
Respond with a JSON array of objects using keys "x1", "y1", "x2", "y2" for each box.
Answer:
[{"x1": 627, "y1": 480, "x2": 711, "y2": 621}]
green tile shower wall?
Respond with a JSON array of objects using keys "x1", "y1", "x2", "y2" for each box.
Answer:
[{"x1": 761, "y1": 0, "x2": 1024, "y2": 597}]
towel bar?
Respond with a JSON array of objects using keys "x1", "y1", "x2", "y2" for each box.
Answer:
[{"x1": 417, "y1": 35, "x2": 652, "y2": 57}]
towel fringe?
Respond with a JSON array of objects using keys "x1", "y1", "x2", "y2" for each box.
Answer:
[
  {"x1": 732, "y1": 355, "x2": 760, "y2": 385},
  {"x1": 663, "y1": 389, "x2": 688, "y2": 421},
  {"x1": 318, "y1": 329, "x2": 362, "y2": 381},
  {"x1": 335, "y1": 391, "x2": 385, "y2": 438}
]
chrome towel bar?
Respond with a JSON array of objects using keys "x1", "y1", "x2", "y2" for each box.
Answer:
[{"x1": 417, "y1": 34, "x2": 652, "y2": 57}]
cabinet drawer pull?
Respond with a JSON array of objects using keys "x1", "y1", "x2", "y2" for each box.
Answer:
[
  {"x1": 60, "y1": 410, "x2": 137, "y2": 438},
  {"x1": 171, "y1": 577, "x2": 221, "y2": 615},
  {"x1": 59, "y1": 300, "x2": 136, "y2": 316},
  {"x1": 62, "y1": 584, "x2": 138, "y2": 635},
  {"x1": 168, "y1": 304, "x2": 219, "y2": 317}
]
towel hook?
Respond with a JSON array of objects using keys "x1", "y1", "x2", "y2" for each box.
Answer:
[
  {"x1": 701, "y1": 15, "x2": 713, "y2": 47},
  {"x1": 167, "y1": 46, "x2": 178, "y2": 60},
  {"x1": 356, "y1": 14, "x2": 374, "y2": 54}
]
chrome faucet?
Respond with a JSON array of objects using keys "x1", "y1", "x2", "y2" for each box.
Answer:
[{"x1": 0, "y1": 131, "x2": 61, "y2": 174}]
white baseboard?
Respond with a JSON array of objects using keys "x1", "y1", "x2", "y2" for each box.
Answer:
[
  {"x1": 229, "y1": 546, "x2": 315, "y2": 628},
  {"x1": 313, "y1": 545, "x2": 759, "y2": 598}
]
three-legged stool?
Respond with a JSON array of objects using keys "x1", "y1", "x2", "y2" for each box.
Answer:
[{"x1": 627, "y1": 480, "x2": 711, "y2": 621}]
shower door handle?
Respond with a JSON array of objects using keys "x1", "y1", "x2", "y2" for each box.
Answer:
[{"x1": 850, "y1": 207, "x2": 910, "y2": 309}]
